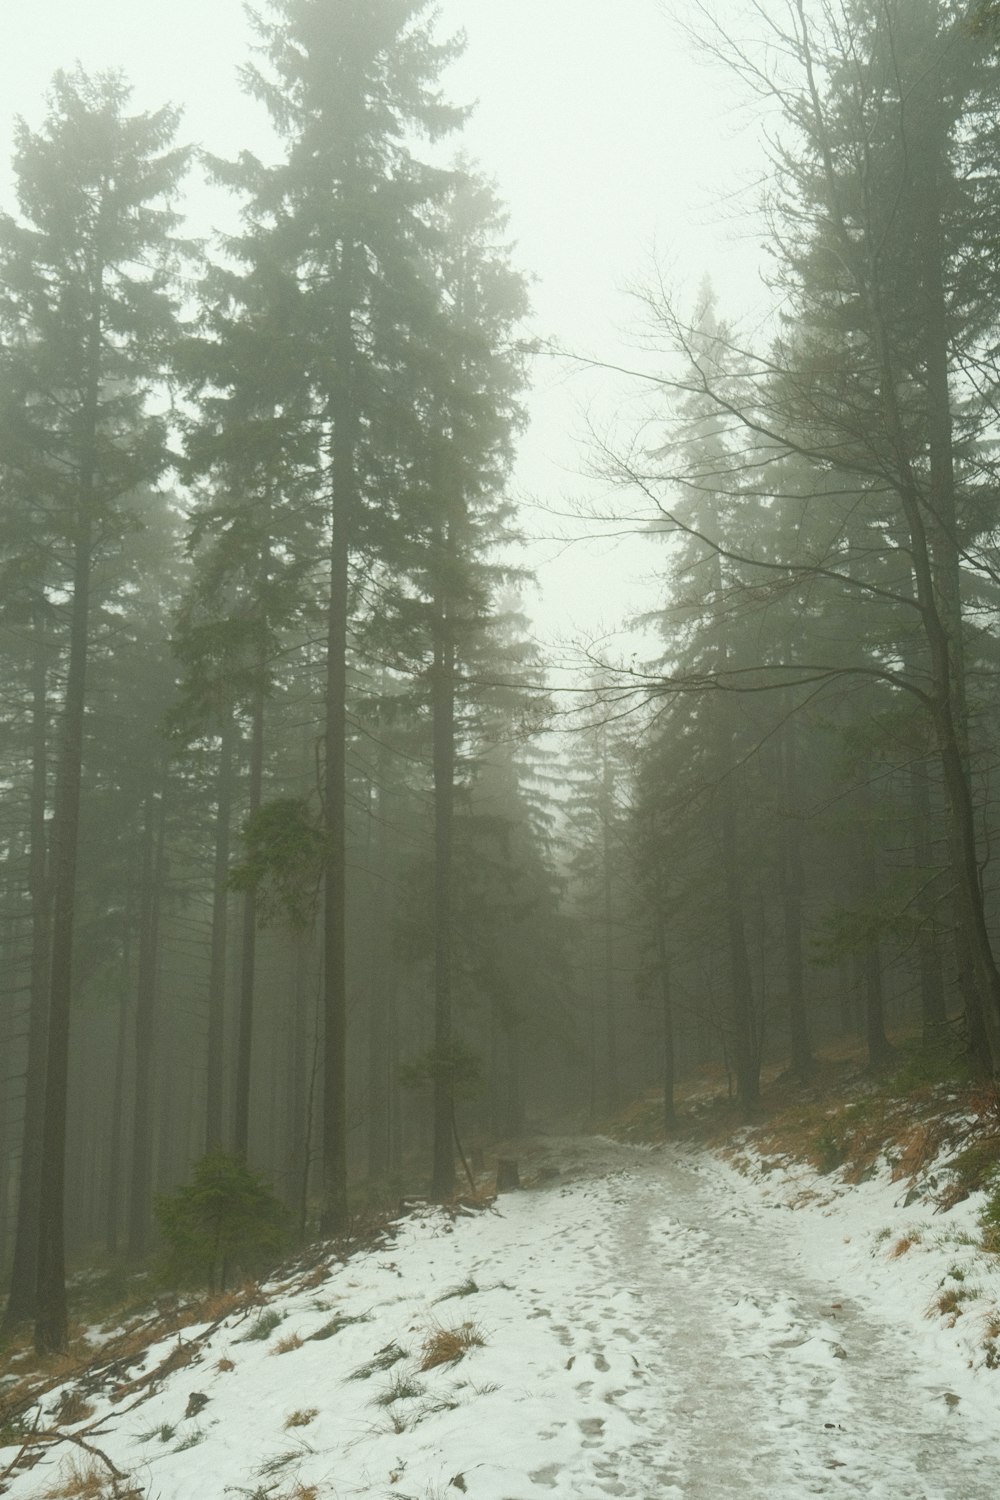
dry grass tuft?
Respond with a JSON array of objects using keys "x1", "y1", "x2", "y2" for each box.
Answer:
[
  {"x1": 931, "y1": 1286, "x2": 968, "y2": 1325},
  {"x1": 892, "y1": 1121, "x2": 947, "y2": 1182},
  {"x1": 216, "y1": 1356, "x2": 235, "y2": 1373},
  {"x1": 889, "y1": 1233, "x2": 919, "y2": 1259},
  {"x1": 283, "y1": 1406, "x2": 318, "y2": 1429},
  {"x1": 271, "y1": 1333, "x2": 303, "y2": 1356},
  {"x1": 44, "y1": 1458, "x2": 107, "y2": 1499},
  {"x1": 419, "y1": 1321, "x2": 486, "y2": 1371},
  {"x1": 195, "y1": 1289, "x2": 243, "y2": 1324},
  {"x1": 42, "y1": 1456, "x2": 141, "y2": 1499}
]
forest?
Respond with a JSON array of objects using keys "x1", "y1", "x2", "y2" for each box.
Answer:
[{"x1": 3, "y1": 0, "x2": 1000, "y2": 1359}]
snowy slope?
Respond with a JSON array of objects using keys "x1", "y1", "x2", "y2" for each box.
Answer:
[{"x1": 6, "y1": 1135, "x2": 1000, "y2": 1500}]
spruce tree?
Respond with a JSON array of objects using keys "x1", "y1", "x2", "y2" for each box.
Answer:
[
  {"x1": 0, "y1": 68, "x2": 189, "y2": 1351},
  {"x1": 372, "y1": 168, "x2": 531, "y2": 1197},
  {"x1": 215, "y1": 0, "x2": 467, "y2": 1230}
]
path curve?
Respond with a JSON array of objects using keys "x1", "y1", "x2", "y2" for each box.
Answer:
[{"x1": 508, "y1": 1136, "x2": 1000, "y2": 1499}]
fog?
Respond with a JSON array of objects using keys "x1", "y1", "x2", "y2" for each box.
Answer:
[{"x1": 2, "y1": 8, "x2": 999, "y2": 1464}]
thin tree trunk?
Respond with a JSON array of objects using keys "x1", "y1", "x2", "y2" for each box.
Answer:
[
  {"x1": 779, "y1": 716, "x2": 813, "y2": 1080},
  {"x1": 34, "y1": 516, "x2": 93, "y2": 1353},
  {"x1": 105, "y1": 888, "x2": 135, "y2": 1257},
  {"x1": 320, "y1": 256, "x2": 356, "y2": 1232},
  {"x1": 388, "y1": 981, "x2": 402, "y2": 1172},
  {"x1": 362, "y1": 765, "x2": 389, "y2": 1184},
  {"x1": 600, "y1": 740, "x2": 620, "y2": 1115},
  {"x1": 430, "y1": 602, "x2": 457, "y2": 1201},
  {"x1": 855, "y1": 763, "x2": 893, "y2": 1070},
  {"x1": 909, "y1": 762, "x2": 947, "y2": 1040},
  {"x1": 234, "y1": 688, "x2": 264, "y2": 1158},
  {"x1": 4, "y1": 612, "x2": 51, "y2": 1329},
  {"x1": 588, "y1": 933, "x2": 600, "y2": 1119},
  {"x1": 720, "y1": 768, "x2": 759, "y2": 1112},
  {"x1": 656, "y1": 921, "x2": 676, "y2": 1133},
  {"x1": 126, "y1": 775, "x2": 167, "y2": 1260},
  {"x1": 206, "y1": 716, "x2": 236, "y2": 1152},
  {"x1": 289, "y1": 930, "x2": 310, "y2": 1228}
]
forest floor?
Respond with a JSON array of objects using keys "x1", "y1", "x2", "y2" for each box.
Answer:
[{"x1": 3, "y1": 1046, "x2": 1000, "y2": 1499}]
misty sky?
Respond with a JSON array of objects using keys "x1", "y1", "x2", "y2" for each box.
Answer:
[{"x1": 0, "y1": 0, "x2": 771, "y2": 649}]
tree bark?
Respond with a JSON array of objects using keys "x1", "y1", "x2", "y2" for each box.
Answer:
[
  {"x1": 105, "y1": 888, "x2": 135, "y2": 1257},
  {"x1": 4, "y1": 610, "x2": 51, "y2": 1329},
  {"x1": 656, "y1": 920, "x2": 677, "y2": 1133},
  {"x1": 720, "y1": 771, "x2": 759, "y2": 1112},
  {"x1": 206, "y1": 716, "x2": 236, "y2": 1152},
  {"x1": 909, "y1": 763, "x2": 947, "y2": 1040},
  {"x1": 34, "y1": 508, "x2": 92, "y2": 1353},
  {"x1": 779, "y1": 716, "x2": 813, "y2": 1080},
  {"x1": 234, "y1": 686, "x2": 264, "y2": 1159},
  {"x1": 600, "y1": 737, "x2": 620, "y2": 1115},
  {"x1": 430, "y1": 597, "x2": 457, "y2": 1201},
  {"x1": 319, "y1": 247, "x2": 356, "y2": 1234},
  {"x1": 126, "y1": 774, "x2": 167, "y2": 1261}
]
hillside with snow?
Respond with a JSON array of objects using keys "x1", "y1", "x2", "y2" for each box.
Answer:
[{"x1": 3, "y1": 1127, "x2": 1000, "y2": 1500}]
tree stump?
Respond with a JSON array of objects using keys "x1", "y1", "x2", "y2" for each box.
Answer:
[{"x1": 495, "y1": 1157, "x2": 520, "y2": 1193}]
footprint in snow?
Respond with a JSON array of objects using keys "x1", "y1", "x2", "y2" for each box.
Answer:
[{"x1": 528, "y1": 1461, "x2": 561, "y2": 1488}]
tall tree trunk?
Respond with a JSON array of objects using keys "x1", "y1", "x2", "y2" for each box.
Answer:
[
  {"x1": 206, "y1": 717, "x2": 236, "y2": 1152},
  {"x1": 105, "y1": 889, "x2": 135, "y2": 1257},
  {"x1": 505, "y1": 1022, "x2": 524, "y2": 1138},
  {"x1": 387, "y1": 982, "x2": 402, "y2": 1172},
  {"x1": 656, "y1": 920, "x2": 676, "y2": 1133},
  {"x1": 126, "y1": 775, "x2": 167, "y2": 1261},
  {"x1": 366, "y1": 977, "x2": 388, "y2": 1183},
  {"x1": 320, "y1": 255, "x2": 356, "y2": 1233},
  {"x1": 34, "y1": 516, "x2": 93, "y2": 1353},
  {"x1": 365, "y1": 808, "x2": 390, "y2": 1184},
  {"x1": 600, "y1": 740, "x2": 620, "y2": 1115},
  {"x1": 779, "y1": 716, "x2": 813, "y2": 1080},
  {"x1": 234, "y1": 687, "x2": 264, "y2": 1159},
  {"x1": 430, "y1": 603, "x2": 457, "y2": 1201},
  {"x1": 4, "y1": 612, "x2": 51, "y2": 1329},
  {"x1": 855, "y1": 764, "x2": 893, "y2": 1070},
  {"x1": 909, "y1": 762, "x2": 947, "y2": 1041},
  {"x1": 920, "y1": 158, "x2": 989, "y2": 1066},
  {"x1": 33, "y1": 244, "x2": 107, "y2": 1354},
  {"x1": 289, "y1": 930, "x2": 311, "y2": 1228},
  {"x1": 587, "y1": 936, "x2": 600, "y2": 1119},
  {"x1": 720, "y1": 772, "x2": 759, "y2": 1112}
]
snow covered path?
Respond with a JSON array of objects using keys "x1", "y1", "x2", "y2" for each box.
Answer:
[
  {"x1": 9, "y1": 1136, "x2": 1000, "y2": 1500},
  {"x1": 458, "y1": 1137, "x2": 1000, "y2": 1499},
  {"x1": 591, "y1": 1142, "x2": 999, "y2": 1499}
]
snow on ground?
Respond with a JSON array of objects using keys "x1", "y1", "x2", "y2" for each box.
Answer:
[{"x1": 7, "y1": 1135, "x2": 1000, "y2": 1500}]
